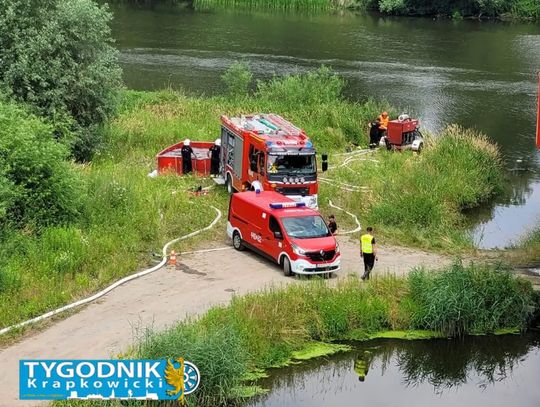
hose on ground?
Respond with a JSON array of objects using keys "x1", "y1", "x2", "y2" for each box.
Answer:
[{"x1": 0, "y1": 206, "x2": 222, "y2": 336}]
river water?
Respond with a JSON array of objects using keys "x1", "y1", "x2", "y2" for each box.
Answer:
[
  {"x1": 248, "y1": 332, "x2": 540, "y2": 407},
  {"x1": 110, "y1": 5, "x2": 540, "y2": 249}
]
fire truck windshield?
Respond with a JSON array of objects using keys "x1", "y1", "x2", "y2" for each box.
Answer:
[
  {"x1": 267, "y1": 154, "x2": 316, "y2": 175},
  {"x1": 281, "y1": 215, "x2": 331, "y2": 239}
]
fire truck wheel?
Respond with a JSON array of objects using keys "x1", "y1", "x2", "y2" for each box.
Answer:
[
  {"x1": 282, "y1": 257, "x2": 292, "y2": 277},
  {"x1": 232, "y1": 232, "x2": 244, "y2": 251},
  {"x1": 226, "y1": 174, "x2": 234, "y2": 194},
  {"x1": 416, "y1": 142, "x2": 423, "y2": 154}
]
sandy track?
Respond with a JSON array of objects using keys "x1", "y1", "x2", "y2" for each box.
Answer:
[{"x1": 0, "y1": 237, "x2": 448, "y2": 406}]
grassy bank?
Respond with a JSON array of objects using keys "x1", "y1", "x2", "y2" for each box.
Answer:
[
  {"x1": 192, "y1": 0, "x2": 539, "y2": 19},
  {"x1": 512, "y1": 225, "x2": 540, "y2": 265},
  {"x1": 57, "y1": 263, "x2": 536, "y2": 406},
  {"x1": 0, "y1": 67, "x2": 504, "y2": 332},
  {"x1": 322, "y1": 126, "x2": 504, "y2": 252}
]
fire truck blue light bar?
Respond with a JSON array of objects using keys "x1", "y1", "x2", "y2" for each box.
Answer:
[{"x1": 269, "y1": 202, "x2": 306, "y2": 209}]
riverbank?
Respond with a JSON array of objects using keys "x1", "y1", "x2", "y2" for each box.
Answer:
[
  {"x1": 0, "y1": 67, "x2": 505, "y2": 332},
  {"x1": 513, "y1": 225, "x2": 540, "y2": 265},
  {"x1": 55, "y1": 263, "x2": 537, "y2": 406},
  {"x1": 190, "y1": 0, "x2": 539, "y2": 20}
]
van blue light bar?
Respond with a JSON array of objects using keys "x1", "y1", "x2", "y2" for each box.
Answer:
[{"x1": 269, "y1": 202, "x2": 306, "y2": 209}]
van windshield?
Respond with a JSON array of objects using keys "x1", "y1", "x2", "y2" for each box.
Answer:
[{"x1": 281, "y1": 215, "x2": 330, "y2": 239}]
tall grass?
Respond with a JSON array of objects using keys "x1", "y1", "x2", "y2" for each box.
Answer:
[
  {"x1": 194, "y1": 0, "x2": 336, "y2": 11},
  {"x1": 409, "y1": 263, "x2": 534, "y2": 336},
  {"x1": 320, "y1": 124, "x2": 504, "y2": 252},
  {"x1": 512, "y1": 224, "x2": 540, "y2": 265},
  {"x1": 58, "y1": 264, "x2": 534, "y2": 406}
]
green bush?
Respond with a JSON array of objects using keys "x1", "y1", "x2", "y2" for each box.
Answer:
[
  {"x1": 221, "y1": 61, "x2": 253, "y2": 97},
  {"x1": 512, "y1": 0, "x2": 540, "y2": 18},
  {"x1": 256, "y1": 66, "x2": 345, "y2": 109},
  {"x1": 378, "y1": 0, "x2": 407, "y2": 13},
  {"x1": 0, "y1": 0, "x2": 122, "y2": 160},
  {"x1": 0, "y1": 99, "x2": 82, "y2": 229}
]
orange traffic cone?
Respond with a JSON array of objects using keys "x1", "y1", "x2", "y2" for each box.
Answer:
[{"x1": 168, "y1": 250, "x2": 177, "y2": 266}]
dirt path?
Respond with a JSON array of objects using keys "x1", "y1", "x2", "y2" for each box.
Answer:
[{"x1": 0, "y1": 237, "x2": 448, "y2": 406}]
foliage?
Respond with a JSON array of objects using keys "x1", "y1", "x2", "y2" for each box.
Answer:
[
  {"x1": 378, "y1": 0, "x2": 406, "y2": 13},
  {"x1": 139, "y1": 322, "x2": 249, "y2": 407},
  {"x1": 512, "y1": 224, "x2": 540, "y2": 265},
  {"x1": 195, "y1": 0, "x2": 334, "y2": 11},
  {"x1": 221, "y1": 61, "x2": 253, "y2": 97},
  {"x1": 409, "y1": 262, "x2": 535, "y2": 336},
  {"x1": 194, "y1": 0, "x2": 538, "y2": 18},
  {"x1": 256, "y1": 66, "x2": 345, "y2": 109},
  {"x1": 0, "y1": 100, "x2": 82, "y2": 232},
  {"x1": 512, "y1": 0, "x2": 540, "y2": 18},
  {"x1": 0, "y1": 0, "x2": 122, "y2": 161}
]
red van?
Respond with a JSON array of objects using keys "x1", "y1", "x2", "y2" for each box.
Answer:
[{"x1": 227, "y1": 191, "x2": 340, "y2": 276}]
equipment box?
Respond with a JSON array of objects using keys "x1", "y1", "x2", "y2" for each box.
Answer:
[{"x1": 387, "y1": 119, "x2": 419, "y2": 143}]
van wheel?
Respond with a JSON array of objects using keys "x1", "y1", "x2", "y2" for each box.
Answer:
[
  {"x1": 232, "y1": 232, "x2": 244, "y2": 251},
  {"x1": 226, "y1": 174, "x2": 234, "y2": 194},
  {"x1": 282, "y1": 257, "x2": 292, "y2": 277}
]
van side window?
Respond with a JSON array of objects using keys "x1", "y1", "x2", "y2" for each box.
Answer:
[{"x1": 269, "y1": 215, "x2": 281, "y2": 234}]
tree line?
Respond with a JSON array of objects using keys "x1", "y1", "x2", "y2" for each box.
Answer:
[{"x1": 362, "y1": 0, "x2": 539, "y2": 19}]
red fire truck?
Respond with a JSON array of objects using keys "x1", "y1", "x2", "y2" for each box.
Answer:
[{"x1": 219, "y1": 114, "x2": 322, "y2": 208}]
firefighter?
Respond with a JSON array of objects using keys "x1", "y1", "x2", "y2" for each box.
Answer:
[
  {"x1": 208, "y1": 138, "x2": 221, "y2": 177},
  {"x1": 328, "y1": 215, "x2": 338, "y2": 235},
  {"x1": 360, "y1": 226, "x2": 377, "y2": 281},
  {"x1": 377, "y1": 111, "x2": 389, "y2": 141},
  {"x1": 181, "y1": 139, "x2": 195, "y2": 175},
  {"x1": 378, "y1": 111, "x2": 389, "y2": 130},
  {"x1": 369, "y1": 119, "x2": 381, "y2": 148}
]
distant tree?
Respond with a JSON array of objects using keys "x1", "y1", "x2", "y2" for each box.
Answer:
[{"x1": 0, "y1": 0, "x2": 123, "y2": 161}]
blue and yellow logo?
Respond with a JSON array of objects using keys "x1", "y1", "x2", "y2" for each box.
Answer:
[{"x1": 19, "y1": 359, "x2": 200, "y2": 401}]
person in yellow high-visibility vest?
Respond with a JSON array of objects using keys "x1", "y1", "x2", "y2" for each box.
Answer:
[{"x1": 360, "y1": 226, "x2": 377, "y2": 280}]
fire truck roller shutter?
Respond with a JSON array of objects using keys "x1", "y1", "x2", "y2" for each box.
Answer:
[
  {"x1": 233, "y1": 136, "x2": 243, "y2": 178},
  {"x1": 220, "y1": 127, "x2": 227, "y2": 176}
]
